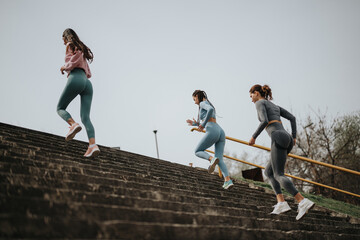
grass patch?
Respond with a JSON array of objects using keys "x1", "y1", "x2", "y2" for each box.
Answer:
[
  {"x1": 302, "y1": 193, "x2": 360, "y2": 219},
  {"x1": 234, "y1": 177, "x2": 360, "y2": 219}
]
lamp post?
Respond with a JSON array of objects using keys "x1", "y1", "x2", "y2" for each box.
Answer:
[{"x1": 153, "y1": 130, "x2": 159, "y2": 159}]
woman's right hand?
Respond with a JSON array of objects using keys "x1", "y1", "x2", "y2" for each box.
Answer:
[
  {"x1": 186, "y1": 118, "x2": 196, "y2": 126},
  {"x1": 186, "y1": 119, "x2": 193, "y2": 126},
  {"x1": 60, "y1": 66, "x2": 65, "y2": 75}
]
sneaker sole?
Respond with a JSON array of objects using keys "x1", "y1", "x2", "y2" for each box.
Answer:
[
  {"x1": 270, "y1": 208, "x2": 291, "y2": 215},
  {"x1": 296, "y1": 202, "x2": 315, "y2": 220},
  {"x1": 84, "y1": 149, "x2": 100, "y2": 158},
  {"x1": 65, "y1": 126, "x2": 82, "y2": 141},
  {"x1": 223, "y1": 183, "x2": 234, "y2": 190},
  {"x1": 208, "y1": 158, "x2": 219, "y2": 174}
]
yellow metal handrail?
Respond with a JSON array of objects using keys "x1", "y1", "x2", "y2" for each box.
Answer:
[
  {"x1": 191, "y1": 128, "x2": 360, "y2": 198},
  {"x1": 205, "y1": 150, "x2": 360, "y2": 198},
  {"x1": 191, "y1": 128, "x2": 360, "y2": 176}
]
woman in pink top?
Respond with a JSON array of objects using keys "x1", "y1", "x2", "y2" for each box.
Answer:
[{"x1": 57, "y1": 28, "x2": 100, "y2": 158}]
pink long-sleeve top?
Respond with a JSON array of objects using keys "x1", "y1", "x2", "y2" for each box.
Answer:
[{"x1": 63, "y1": 42, "x2": 92, "y2": 78}]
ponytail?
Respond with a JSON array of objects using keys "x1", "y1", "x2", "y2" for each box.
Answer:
[{"x1": 249, "y1": 84, "x2": 273, "y2": 100}]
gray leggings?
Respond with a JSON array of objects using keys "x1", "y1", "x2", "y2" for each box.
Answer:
[{"x1": 264, "y1": 130, "x2": 299, "y2": 196}]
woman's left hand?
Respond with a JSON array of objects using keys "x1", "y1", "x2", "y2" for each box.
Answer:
[
  {"x1": 249, "y1": 137, "x2": 256, "y2": 146},
  {"x1": 198, "y1": 125, "x2": 204, "y2": 131}
]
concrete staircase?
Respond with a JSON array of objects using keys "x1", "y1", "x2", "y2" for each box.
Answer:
[{"x1": 0, "y1": 122, "x2": 359, "y2": 240}]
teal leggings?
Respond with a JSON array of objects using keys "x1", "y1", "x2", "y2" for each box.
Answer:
[
  {"x1": 57, "y1": 68, "x2": 95, "y2": 139},
  {"x1": 194, "y1": 122, "x2": 229, "y2": 178}
]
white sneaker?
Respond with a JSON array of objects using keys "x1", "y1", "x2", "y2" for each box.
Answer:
[
  {"x1": 84, "y1": 144, "x2": 100, "y2": 158},
  {"x1": 296, "y1": 198, "x2": 315, "y2": 220},
  {"x1": 208, "y1": 157, "x2": 219, "y2": 174},
  {"x1": 270, "y1": 201, "x2": 291, "y2": 215},
  {"x1": 65, "y1": 123, "x2": 82, "y2": 141},
  {"x1": 222, "y1": 180, "x2": 234, "y2": 190}
]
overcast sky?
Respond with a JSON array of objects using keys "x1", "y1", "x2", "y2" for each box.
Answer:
[{"x1": 1, "y1": 0, "x2": 359, "y2": 170}]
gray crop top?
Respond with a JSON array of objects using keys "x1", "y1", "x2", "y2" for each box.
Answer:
[
  {"x1": 192, "y1": 100, "x2": 216, "y2": 127},
  {"x1": 253, "y1": 99, "x2": 296, "y2": 139}
]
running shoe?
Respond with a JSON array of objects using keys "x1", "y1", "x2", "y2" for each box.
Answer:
[
  {"x1": 208, "y1": 157, "x2": 219, "y2": 174},
  {"x1": 65, "y1": 123, "x2": 82, "y2": 141},
  {"x1": 296, "y1": 198, "x2": 315, "y2": 220},
  {"x1": 84, "y1": 145, "x2": 100, "y2": 158},
  {"x1": 270, "y1": 201, "x2": 291, "y2": 215},
  {"x1": 222, "y1": 179, "x2": 234, "y2": 189}
]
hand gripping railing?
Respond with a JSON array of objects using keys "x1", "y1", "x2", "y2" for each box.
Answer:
[{"x1": 191, "y1": 128, "x2": 360, "y2": 198}]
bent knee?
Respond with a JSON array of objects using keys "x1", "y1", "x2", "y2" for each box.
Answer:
[
  {"x1": 274, "y1": 173, "x2": 285, "y2": 182},
  {"x1": 56, "y1": 105, "x2": 63, "y2": 112},
  {"x1": 194, "y1": 150, "x2": 202, "y2": 157},
  {"x1": 56, "y1": 107, "x2": 65, "y2": 116},
  {"x1": 264, "y1": 167, "x2": 273, "y2": 178}
]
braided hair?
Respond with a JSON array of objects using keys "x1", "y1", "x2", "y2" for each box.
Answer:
[{"x1": 192, "y1": 90, "x2": 216, "y2": 124}]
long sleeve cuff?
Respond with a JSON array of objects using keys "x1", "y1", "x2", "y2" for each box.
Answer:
[{"x1": 192, "y1": 122, "x2": 199, "y2": 126}]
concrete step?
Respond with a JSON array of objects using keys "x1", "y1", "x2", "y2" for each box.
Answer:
[
  {"x1": 1, "y1": 177, "x2": 355, "y2": 228},
  {"x1": 1, "y1": 122, "x2": 359, "y2": 240},
  {"x1": 4, "y1": 182, "x2": 353, "y2": 226},
  {"x1": 0, "y1": 215, "x2": 100, "y2": 238},
  {"x1": 0, "y1": 158, "x2": 273, "y2": 198},
  {"x1": 0, "y1": 172, "x2": 283, "y2": 214},
  {"x1": 0, "y1": 144, "x2": 235, "y2": 187},
  {"x1": 0, "y1": 157, "x2": 352, "y2": 222},
  {"x1": 0, "y1": 168, "x2": 343, "y2": 221},
  {"x1": 2, "y1": 194, "x2": 359, "y2": 235},
  {"x1": 92, "y1": 220, "x2": 360, "y2": 240}
]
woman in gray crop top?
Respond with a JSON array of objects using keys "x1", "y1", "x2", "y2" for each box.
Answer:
[
  {"x1": 249, "y1": 84, "x2": 314, "y2": 221},
  {"x1": 187, "y1": 90, "x2": 233, "y2": 189}
]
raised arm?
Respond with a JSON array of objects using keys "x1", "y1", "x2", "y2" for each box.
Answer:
[
  {"x1": 252, "y1": 101, "x2": 269, "y2": 139},
  {"x1": 279, "y1": 106, "x2": 296, "y2": 138}
]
